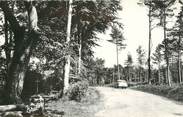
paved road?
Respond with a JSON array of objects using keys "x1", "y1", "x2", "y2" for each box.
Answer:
[{"x1": 95, "y1": 87, "x2": 183, "y2": 117}]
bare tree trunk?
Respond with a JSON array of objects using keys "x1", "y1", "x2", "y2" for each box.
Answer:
[
  {"x1": 64, "y1": 0, "x2": 73, "y2": 92},
  {"x1": 163, "y1": 8, "x2": 171, "y2": 86},
  {"x1": 112, "y1": 71, "x2": 115, "y2": 83},
  {"x1": 128, "y1": 67, "x2": 130, "y2": 82},
  {"x1": 158, "y1": 63, "x2": 161, "y2": 84},
  {"x1": 116, "y1": 39, "x2": 120, "y2": 80},
  {"x1": 177, "y1": 50, "x2": 181, "y2": 83},
  {"x1": 4, "y1": 15, "x2": 11, "y2": 69},
  {"x1": 78, "y1": 38, "x2": 82, "y2": 76},
  {"x1": 148, "y1": 2, "x2": 152, "y2": 84},
  {"x1": 139, "y1": 68, "x2": 141, "y2": 82},
  {"x1": 178, "y1": 34, "x2": 182, "y2": 83},
  {"x1": 178, "y1": 56, "x2": 182, "y2": 83}
]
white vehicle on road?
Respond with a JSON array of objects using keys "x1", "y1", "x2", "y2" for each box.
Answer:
[{"x1": 117, "y1": 79, "x2": 128, "y2": 88}]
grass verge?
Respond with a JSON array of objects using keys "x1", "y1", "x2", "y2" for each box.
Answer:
[
  {"x1": 46, "y1": 87, "x2": 103, "y2": 117},
  {"x1": 131, "y1": 84, "x2": 183, "y2": 102}
]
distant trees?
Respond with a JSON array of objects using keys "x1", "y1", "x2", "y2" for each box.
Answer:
[
  {"x1": 89, "y1": 0, "x2": 183, "y2": 86},
  {"x1": 109, "y1": 25, "x2": 126, "y2": 80},
  {"x1": 3, "y1": 0, "x2": 183, "y2": 105},
  {"x1": 94, "y1": 58, "x2": 105, "y2": 85},
  {"x1": 124, "y1": 53, "x2": 133, "y2": 82},
  {"x1": 125, "y1": 53, "x2": 133, "y2": 67},
  {"x1": 82, "y1": 0, "x2": 183, "y2": 87},
  {"x1": 152, "y1": 44, "x2": 163, "y2": 84},
  {"x1": 138, "y1": 0, "x2": 158, "y2": 84},
  {"x1": 86, "y1": 58, "x2": 105, "y2": 86},
  {"x1": 158, "y1": 0, "x2": 175, "y2": 86},
  {"x1": 174, "y1": 7, "x2": 183, "y2": 83},
  {"x1": 149, "y1": 0, "x2": 183, "y2": 86},
  {"x1": 72, "y1": 0, "x2": 122, "y2": 77},
  {"x1": 138, "y1": 0, "x2": 183, "y2": 86},
  {"x1": 136, "y1": 46, "x2": 146, "y2": 82}
]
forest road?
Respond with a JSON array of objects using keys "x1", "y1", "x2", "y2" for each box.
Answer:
[{"x1": 95, "y1": 87, "x2": 183, "y2": 117}]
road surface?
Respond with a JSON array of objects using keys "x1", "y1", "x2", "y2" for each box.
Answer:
[{"x1": 95, "y1": 87, "x2": 183, "y2": 117}]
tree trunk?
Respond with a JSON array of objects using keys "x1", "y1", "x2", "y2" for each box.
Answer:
[
  {"x1": 78, "y1": 39, "x2": 82, "y2": 76},
  {"x1": 128, "y1": 67, "x2": 130, "y2": 82},
  {"x1": 4, "y1": 32, "x2": 38, "y2": 104},
  {"x1": 163, "y1": 8, "x2": 171, "y2": 86},
  {"x1": 4, "y1": 15, "x2": 11, "y2": 69},
  {"x1": 64, "y1": 0, "x2": 73, "y2": 92},
  {"x1": 116, "y1": 39, "x2": 120, "y2": 80},
  {"x1": 77, "y1": 21, "x2": 82, "y2": 77},
  {"x1": 178, "y1": 34, "x2": 182, "y2": 83},
  {"x1": 1, "y1": 2, "x2": 39, "y2": 104},
  {"x1": 112, "y1": 71, "x2": 115, "y2": 83},
  {"x1": 177, "y1": 50, "x2": 181, "y2": 83},
  {"x1": 158, "y1": 63, "x2": 161, "y2": 84},
  {"x1": 139, "y1": 68, "x2": 141, "y2": 82},
  {"x1": 148, "y1": 3, "x2": 152, "y2": 84}
]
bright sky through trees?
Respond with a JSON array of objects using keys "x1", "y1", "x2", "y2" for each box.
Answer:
[
  {"x1": 0, "y1": 0, "x2": 180, "y2": 68},
  {"x1": 93, "y1": 0, "x2": 181, "y2": 67}
]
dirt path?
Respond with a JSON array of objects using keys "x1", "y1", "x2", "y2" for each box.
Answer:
[{"x1": 95, "y1": 87, "x2": 183, "y2": 117}]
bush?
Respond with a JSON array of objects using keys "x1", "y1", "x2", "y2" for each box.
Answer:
[
  {"x1": 132, "y1": 84, "x2": 183, "y2": 102},
  {"x1": 133, "y1": 84, "x2": 172, "y2": 95},
  {"x1": 66, "y1": 81, "x2": 89, "y2": 102},
  {"x1": 167, "y1": 86, "x2": 183, "y2": 101}
]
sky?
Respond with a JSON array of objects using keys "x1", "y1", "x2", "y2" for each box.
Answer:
[
  {"x1": 93, "y1": 0, "x2": 180, "y2": 68},
  {"x1": 0, "y1": 0, "x2": 181, "y2": 68}
]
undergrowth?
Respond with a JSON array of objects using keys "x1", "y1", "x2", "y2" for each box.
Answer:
[{"x1": 132, "y1": 84, "x2": 183, "y2": 102}]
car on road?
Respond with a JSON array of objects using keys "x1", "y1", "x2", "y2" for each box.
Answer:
[{"x1": 117, "y1": 79, "x2": 128, "y2": 88}]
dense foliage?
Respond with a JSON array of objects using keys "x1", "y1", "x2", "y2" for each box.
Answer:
[
  {"x1": 0, "y1": 1, "x2": 122, "y2": 104},
  {"x1": 66, "y1": 81, "x2": 89, "y2": 102},
  {"x1": 133, "y1": 84, "x2": 183, "y2": 102}
]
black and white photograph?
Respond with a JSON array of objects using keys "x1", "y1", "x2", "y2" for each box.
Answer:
[{"x1": 0, "y1": 0, "x2": 183, "y2": 117}]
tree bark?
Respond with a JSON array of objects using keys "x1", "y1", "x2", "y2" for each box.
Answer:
[
  {"x1": 4, "y1": 15, "x2": 11, "y2": 69},
  {"x1": 64, "y1": 0, "x2": 73, "y2": 92},
  {"x1": 178, "y1": 34, "x2": 182, "y2": 83},
  {"x1": 158, "y1": 63, "x2": 161, "y2": 84},
  {"x1": 5, "y1": 34, "x2": 37, "y2": 104},
  {"x1": 163, "y1": 7, "x2": 171, "y2": 86},
  {"x1": 77, "y1": 22, "x2": 82, "y2": 76},
  {"x1": 148, "y1": 3, "x2": 152, "y2": 84},
  {"x1": 78, "y1": 39, "x2": 82, "y2": 76},
  {"x1": 1, "y1": 2, "x2": 39, "y2": 104},
  {"x1": 127, "y1": 67, "x2": 130, "y2": 82},
  {"x1": 116, "y1": 38, "x2": 120, "y2": 80}
]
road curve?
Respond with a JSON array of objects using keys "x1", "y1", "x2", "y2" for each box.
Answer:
[{"x1": 95, "y1": 87, "x2": 183, "y2": 117}]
